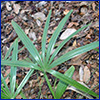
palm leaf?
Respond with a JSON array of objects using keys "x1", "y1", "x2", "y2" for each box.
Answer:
[
  {"x1": 56, "y1": 66, "x2": 75, "y2": 99},
  {"x1": 1, "y1": 60, "x2": 42, "y2": 71},
  {"x1": 1, "y1": 92, "x2": 11, "y2": 99},
  {"x1": 49, "y1": 23, "x2": 91, "y2": 64},
  {"x1": 49, "y1": 41, "x2": 99, "y2": 69},
  {"x1": 44, "y1": 73, "x2": 56, "y2": 98},
  {"x1": 13, "y1": 69, "x2": 34, "y2": 98},
  {"x1": 46, "y1": 10, "x2": 73, "y2": 63},
  {"x1": 15, "y1": 83, "x2": 27, "y2": 99},
  {"x1": 47, "y1": 69, "x2": 99, "y2": 97},
  {"x1": 4, "y1": 38, "x2": 15, "y2": 60},
  {"x1": 1, "y1": 85, "x2": 11, "y2": 98},
  {"x1": 11, "y1": 20, "x2": 43, "y2": 67},
  {"x1": 1, "y1": 73, "x2": 10, "y2": 95},
  {"x1": 42, "y1": 10, "x2": 52, "y2": 62},
  {"x1": 10, "y1": 38, "x2": 18, "y2": 96}
]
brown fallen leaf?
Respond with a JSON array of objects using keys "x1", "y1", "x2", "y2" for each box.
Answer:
[
  {"x1": 6, "y1": 2, "x2": 12, "y2": 11},
  {"x1": 97, "y1": 10, "x2": 99, "y2": 17},
  {"x1": 16, "y1": 95, "x2": 22, "y2": 99},
  {"x1": 91, "y1": 78, "x2": 98, "y2": 89},
  {"x1": 60, "y1": 28, "x2": 76, "y2": 40},
  {"x1": 3, "y1": 46, "x2": 9, "y2": 55},
  {"x1": 95, "y1": 71, "x2": 99, "y2": 77},
  {"x1": 63, "y1": 9, "x2": 69, "y2": 15},
  {"x1": 47, "y1": 37, "x2": 51, "y2": 43},
  {"x1": 13, "y1": 4, "x2": 21, "y2": 14},
  {"x1": 69, "y1": 59, "x2": 82, "y2": 66},
  {"x1": 72, "y1": 40, "x2": 77, "y2": 47},
  {"x1": 87, "y1": 63, "x2": 91, "y2": 69},
  {"x1": 67, "y1": 22, "x2": 79, "y2": 28},
  {"x1": 68, "y1": 53, "x2": 86, "y2": 66},
  {"x1": 83, "y1": 66, "x2": 90, "y2": 83},
  {"x1": 92, "y1": 2, "x2": 96, "y2": 11},
  {"x1": 72, "y1": 71, "x2": 80, "y2": 81},
  {"x1": 79, "y1": 65, "x2": 84, "y2": 81},
  {"x1": 59, "y1": 46, "x2": 75, "y2": 56},
  {"x1": 86, "y1": 34, "x2": 91, "y2": 39}
]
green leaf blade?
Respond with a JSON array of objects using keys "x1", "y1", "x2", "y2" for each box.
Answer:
[
  {"x1": 10, "y1": 38, "x2": 18, "y2": 96},
  {"x1": 4, "y1": 39, "x2": 15, "y2": 60},
  {"x1": 15, "y1": 83, "x2": 27, "y2": 99},
  {"x1": 56, "y1": 66, "x2": 75, "y2": 99},
  {"x1": 1, "y1": 92, "x2": 11, "y2": 99},
  {"x1": 1, "y1": 73, "x2": 10, "y2": 95},
  {"x1": 49, "y1": 23, "x2": 91, "y2": 64},
  {"x1": 42, "y1": 10, "x2": 51, "y2": 61},
  {"x1": 1, "y1": 85, "x2": 11, "y2": 98},
  {"x1": 46, "y1": 9, "x2": 73, "y2": 63},
  {"x1": 1, "y1": 60, "x2": 42, "y2": 71},
  {"x1": 47, "y1": 69, "x2": 99, "y2": 98},
  {"x1": 44, "y1": 73, "x2": 56, "y2": 99},
  {"x1": 11, "y1": 20, "x2": 43, "y2": 67},
  {"x1": 13, "y1": 69, "x2": 34, "y2": 98},
  {"x1": 49, "y1": 41, "x2": 99, "y2": 69}
]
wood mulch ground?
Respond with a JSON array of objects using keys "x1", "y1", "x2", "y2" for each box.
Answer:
[{"x1": 1, "y1": 1, "x2": 99, "y2": 99}]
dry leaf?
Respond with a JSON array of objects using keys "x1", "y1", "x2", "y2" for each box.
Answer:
[
  {"x1": 25, "y1": 28, "x2": 30, "y2": 34},
  {"x1": 36, "y1": 1, "x2": 47, "y2": 7},
  {"x1": 95, "y1": 71, "x2": 99, "y2": 77},
  {"x1": 70, "y1": 59, "x2": 82, "y2": 65},
  {"x1": 63, "y1": 9, "x2": 69, "y2": 15},
  {"x1": 6, "y1": 2, "x2": 12, "y2": 11},
  {"x1": 67, "y1": 22, "x2": 79, "y2": 28},
  {"x1": 80, "y1": 1, "x2": 88, "y2": 6},
  {"x1": 11, "y1": 1, "x2": 16, "y2": 4},
  {"x1": 72, "y1": 71, "x2": 80, "y2": 81},
  {"x1": 83, "y1": 66, "x2": 90, "y2": 83},
  {"x1": 86, "y1": 34, "x2": 91, "y2": 39},
  {"x1": 72, "y1": 40, "x2": 77, "y2": 47},
  {"x1": 28, "y1": 32, "x2": 36, "y2": 41},
  {"x1": 31, "y1": 94, "x2": 36, "y2": 99},
  {"x1": 69, "y1": 53, "x2": 86, "y2": 66},
  {"x1": 79, "y1": 65, "x2": 84, "y2": 81},
  {"x1": 97, "y1": 10, "x2": 99, "y2": 16},
  {"x1": 36, "y1": 19, "x2": 41, "y2": 26},
  {"x1": 32, "y1": 12, "x2": 46, "y2": 21},
  {"x1": 60, "y1": 28, "x2": 76, "y2": 40},
  {"x1": 16, "y1": 95, "x2": 22, "y2": 99},
  {"x1": 92, "y1": 2, "x2": 96, "y2": 11},
  {"x1": 13, "y1": 4, "x2": 21, "y2": 14},
  {"x1": 3, "y1": 46, "x2": 9, "y2": 55}
]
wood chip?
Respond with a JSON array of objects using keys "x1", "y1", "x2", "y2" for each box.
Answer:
[
  {"x1": 72, "y1": 40, "x2": 77, "y2": 47},
  {"x1": 83, "y1": 66, "x2": 90, "y2": 83},
  {"x1": 6, "y1": 2, "x2": 12, "y2": 11},
  {"x1": 92, "y1": 2, "x2": 96, "y2": 11},
  {"x1": 63, "y1": 9, "x2": 69, "y2": 15},
  {"x1": 79, "y1": 65, "x2": 84, "y2": 81},
  {"x1": 13, "y1": 4, "x2": 21, "y2": 14},
  {"x1": 32, "y1": 12, "x2": 46, "y2": 21}
]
